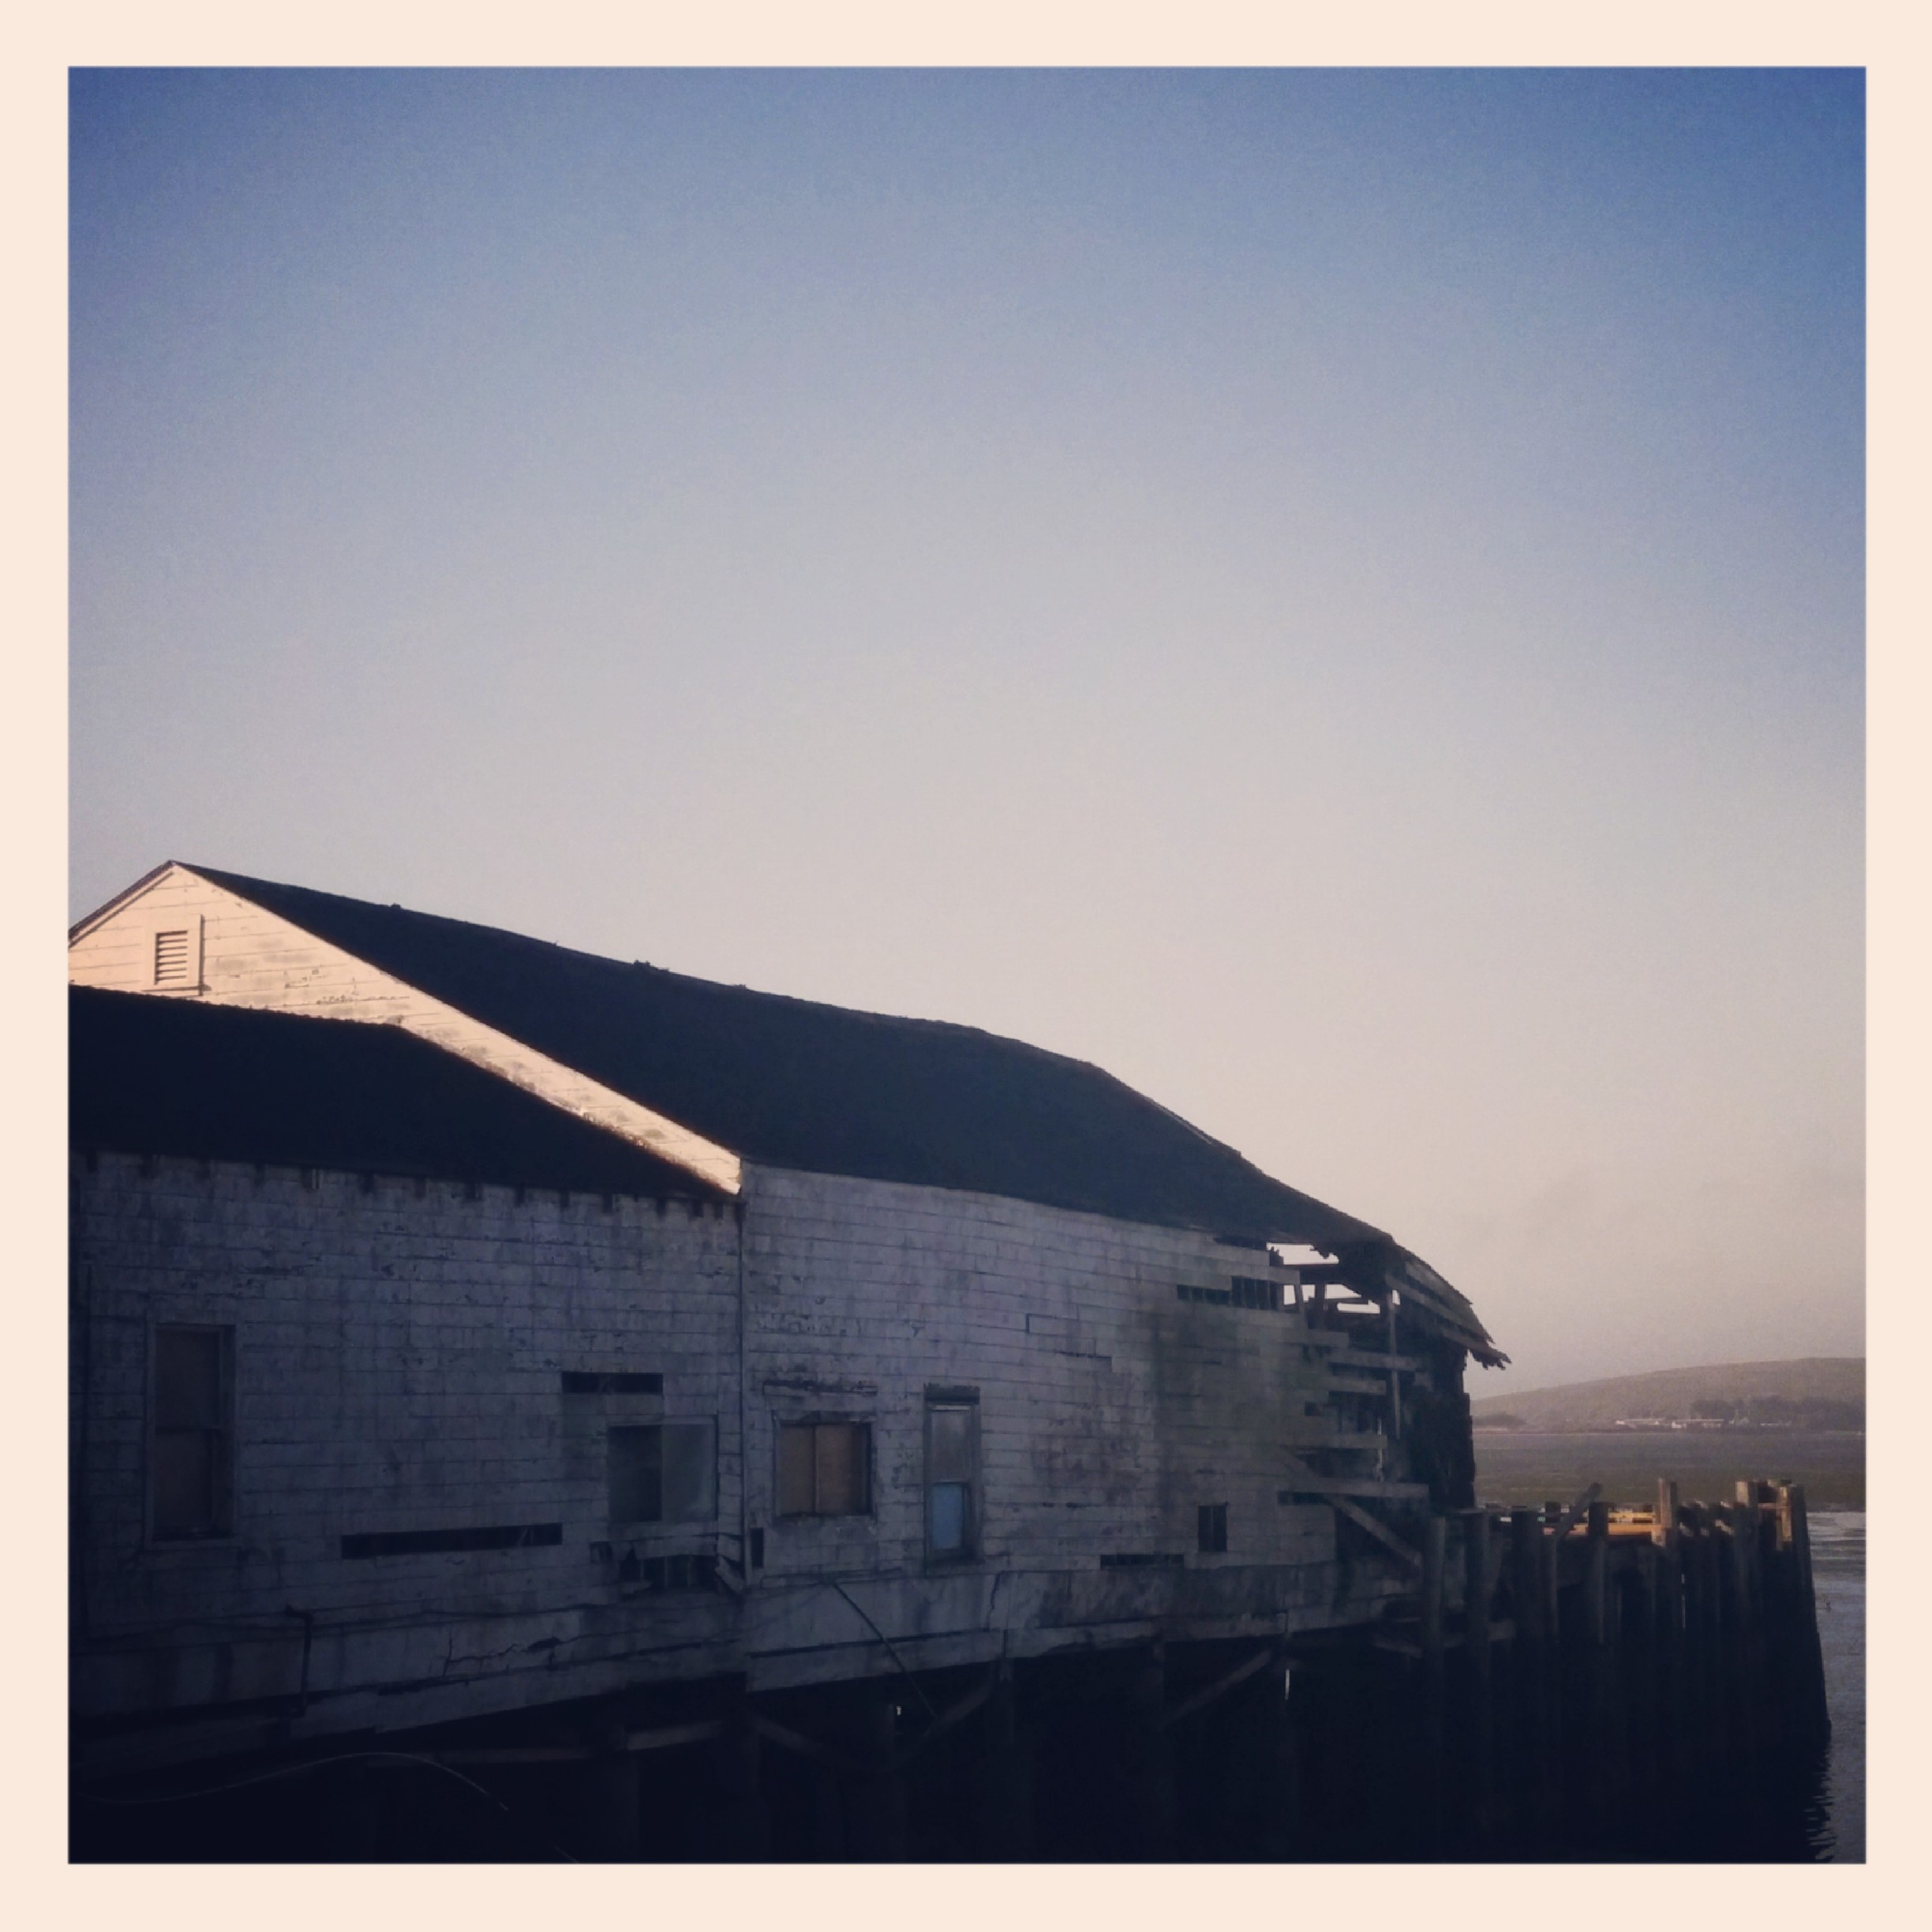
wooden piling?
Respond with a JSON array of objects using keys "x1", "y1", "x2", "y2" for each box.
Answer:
[
  {"x1": 1582, "y1": 1498, "x2": 1615, "y2": 1832},
  {"x1": 1718, "y1": 1500, "x2": 1757, "y2": 1758},
  {"x1": 1738, "y1": 1494, "x2": 1766, "y2": 1735},
  {"x1": 1694, "y1": 1507, "x2": 1725, "y2": 1763},
  {"x1": 1629, "y1": 1541, "x2": 1659, "y2": 1786},
  {"x1": 1462, "y1": 1508, "x2": 1496, "y2": 1836},
  {"x1": 1421, "y1": 1513, "x2": 1447, "y2": 1849},
  {"x1": 1655, "y1": 1479, "x2": 1687, "y2": 1784},
  {"x1": 586, "y1": 1709, "x2": 642, "y2": 1860},
  {"x1": 1125, "y1": 1641, "x2": 1179, "y2": 1859},
  {"x1": 1509, "y1": 1505, "x2": 1549, "y2": 1822},
  {"x1": 975, "y1": 1660, "x2": 1033, "y2": 1859},
  {"x1": 1779, "y1": 1481, "x2": 1831, "y2": 1745},
  {"x1": 1537, "y1": 1501, "x2": 1565, "y2": 1822},
  {"x1": 845, "y1": 1684, "x2": 908, "y2": 1860},
  {"x1": 708, "y1": 1683, "x2": 771, "y2": 1860}
]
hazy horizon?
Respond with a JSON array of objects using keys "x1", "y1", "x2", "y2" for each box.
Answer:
[{"x1": 70, "y1": 69, "x2": 1863, "y2": 1390}]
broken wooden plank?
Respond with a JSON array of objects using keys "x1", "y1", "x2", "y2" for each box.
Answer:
[
  {"x1": 1373, "y1": 1617, "x2": 1515, "y2": 1660},
  {"x1": 750, "y1": 1713, "x2": 860, "y2": 1780},
  {"x1": 898, "y1": 1664, "x2": 1001, "y2": 1764},
  {"x1": 1551, "y1": 1481, "x2": 1603, "y2": 1541},
  {"x1": 436, "y1": 1745, "x2": 593, "y2": 1765},
  {"x1": 624, "y1": 1717, "x2": 728, "y2": 1754},
  {"x1": 1328, "y1": 1350, "x2": 1431, "y2": 1375},
  {"x1": 1277, "y1": 1477, "x2": 1432, "y2": 1502},
  {"x1": 1158, "y1": 1644, "x2": 1279, "y2": 1731},
  {"x1": 1327, "y1": 1494, "x2": 1424, "y2": 1568}
]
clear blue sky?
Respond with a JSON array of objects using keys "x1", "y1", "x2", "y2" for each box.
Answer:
[{"x1": 69, "y1": 69, "x2": 1864, "y2": 1388}]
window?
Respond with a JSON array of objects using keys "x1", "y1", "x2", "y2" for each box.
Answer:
[
  {"x1": 562, "y1": 1370, "x2": 662, "y2": 1395},
  {"x1": 152, "y1": 1325, "x2": 232, "y2": 1539},
  {"x1": 924, "y1": 1388, "x2": 979, "y2": 1562},
  {"x1": 776, "y1": 1421, "x2": 870, "y2": 1517},
  {"x1": 342, "y1": 1523, "x2": 561, "y2": 1558},
  {"x1": 609, "y1": 1422, "x2": 716, "y2": 1524},
  {"x1": 1198, "y1": 1503, "x2": 1228, "y2": 1554}
]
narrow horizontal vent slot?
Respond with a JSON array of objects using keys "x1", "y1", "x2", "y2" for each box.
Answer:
[
  {"x1": 1099, "y1": 1552, "x2": 1185, "y2": 1570},
  {"x1": 340, "y1": 1522, "x2": 562, "y2": 1559},
  {"x1": 561, "y1": 1371, "x2": 663, "y2": 1395}
]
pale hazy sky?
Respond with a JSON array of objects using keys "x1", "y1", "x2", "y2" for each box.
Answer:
[{"x1": 69, "y1": 69, "x2": 1863, "y2": 1390}]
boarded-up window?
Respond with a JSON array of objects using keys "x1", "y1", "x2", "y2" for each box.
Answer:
[
  {"x1": 775, "y1": 1421, "x2": 870, "y2": 1517},
  {"x1": 152, "y1": 1326, "x2": 232, "y2": 1539},
  {"x1": 609, "y1": 1423, "x2": 715, "y2": 1523},
  {"x1": 926, "y1": 1391, "x2": 979, "y2": 1561}
]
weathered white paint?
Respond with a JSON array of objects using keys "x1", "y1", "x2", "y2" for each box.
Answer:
[
  {"x1": 69, "y1": 865, "x2": 1451, "y2": 1760},
  {"x1": 69, "y1": 1152, "x2": 744, "y2": 1733},
  {"x1": 70, "y1": 1146, "x2": 1425, "y2": 1752},
  {"x1": 740, "y1": 1163, "x2": 1350, "y2": 1587},
  {"x1": 69, "y1": 863, "x2": 743, "y2": 1194}
]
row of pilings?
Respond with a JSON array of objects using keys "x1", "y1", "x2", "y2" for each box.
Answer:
[
  {"x1": 1320, "y1": 1476, "x2": 1837, "y2": 1859},
  {"x1": 72, "y1": 1480, "x2": 1834, "y2": 1863}
]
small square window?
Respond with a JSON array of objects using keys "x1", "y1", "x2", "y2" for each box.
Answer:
[{"x1": 775, "y1": 1421, "x2": 871, "y2": 1516}]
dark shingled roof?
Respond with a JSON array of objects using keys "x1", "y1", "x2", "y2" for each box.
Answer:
[
  {"x1": 69, "y1": 986, "x2": 730, "y2": 1200},
  {"x1": 186, "y1": 865, "x2": 1387, "y2": 1253}
]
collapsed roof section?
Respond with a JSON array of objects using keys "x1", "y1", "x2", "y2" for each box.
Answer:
[{"x1": 1334, "y1": 1241, "x2": 1506, "y2": 1369}]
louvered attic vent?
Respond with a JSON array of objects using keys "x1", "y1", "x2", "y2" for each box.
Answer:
[{"x1": 153, "y1": 930, "x2": 192, "y2": 985}]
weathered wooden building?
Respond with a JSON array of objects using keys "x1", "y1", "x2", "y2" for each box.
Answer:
[{"x1": 69, "y1": 861, "x2": 1507, "y2": 1857}]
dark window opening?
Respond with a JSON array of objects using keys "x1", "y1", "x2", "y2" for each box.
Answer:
[
  {"x1": 1198, "y1": 1503, "x2": 1229, "y2": 1554},
  {"x1": 610, "y1": 1422, "x2": 716, "y2": 1524},
  {"x1": 152, "y1": 1325, "x2": 232, "y2": 1540},
  {"x1": 563, "y1": 1370, "x2": 663, "y2": 1395},
  {"x1": 1180, "y1": 1279, "x2": 1282, "y2": 1310},
  {"x1": 341, "y1": 1522, "x2": 562, "y2": 1558},
  {"x1": 776, "y1": 1421, "x2": 871, "y2": 1517},
  {"x1": 618, "y1": 1552, "x2": 715, "y2": 1593}
]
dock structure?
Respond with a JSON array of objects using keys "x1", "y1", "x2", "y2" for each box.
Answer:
[
  {"x1": 1281, "y1": 1476, "x2": 1833, "y2": 1861},
  {"x1": 67, "y1": 864, "x2": 1832, "y2": 1860},
  {"x1": 72, "y1": 1469, "x2": 1833, "y2": 1861}
]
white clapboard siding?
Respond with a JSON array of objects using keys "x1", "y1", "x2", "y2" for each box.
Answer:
[
  {"x1": 69, "y1": 863, "x2": 741, "y2": 1195},
  {"x1": 70, "y1": 1152, "x2": 743, "y2": 1724},
  {"x1": 743, "y1": 1165, "x2": 1346, "y2": 1582}
]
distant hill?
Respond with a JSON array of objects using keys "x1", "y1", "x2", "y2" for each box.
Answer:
[{"x1": 1470, "y1": 1358, "x2": 1863, "y2": 1432}]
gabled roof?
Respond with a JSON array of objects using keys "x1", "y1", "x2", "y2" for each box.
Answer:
[
  {"x1": 144, "y1": 864, "x2": 1501, "y2": 1361},
  {"x1": 185, "y1": 865, "x2": 1387, "y2": 1254},
  {"x1": 69, "y1": 986, "x2": 730, "y2": 1201}
]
